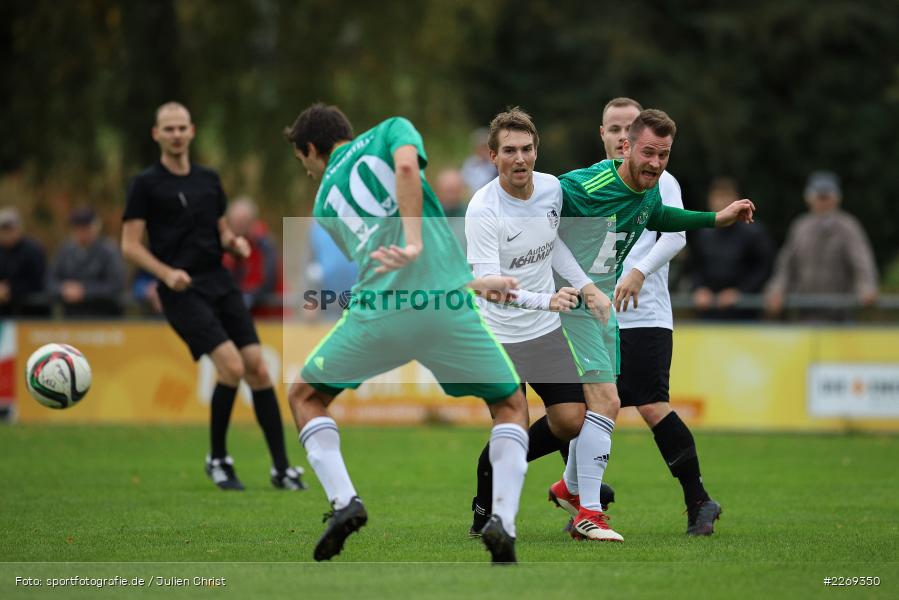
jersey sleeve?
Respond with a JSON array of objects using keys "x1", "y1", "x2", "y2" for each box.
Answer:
[
  {"x1": 122, "y1": 175, "x2": 149, "y2": 222},
  {"x1": 386, "y1": 117, "x2": 428, "y2": 168},
  {"x1": 464, "y1": 201, "x2": 499, "y2": 265},
  {"x1": 647, "y1": 202, "x2": 716, "y2": 232}
]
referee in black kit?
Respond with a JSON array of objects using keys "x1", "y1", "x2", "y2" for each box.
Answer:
[{"x1": 121, "y1": 101, "x2": 306, "y2": 492}]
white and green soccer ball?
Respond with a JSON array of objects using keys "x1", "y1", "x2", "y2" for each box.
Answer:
[{"x1": 25, "y1": 343, "x2": 92, "y2": 409}]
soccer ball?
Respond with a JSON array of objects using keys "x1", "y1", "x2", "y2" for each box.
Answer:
[{"x1": 25, "y1": 343, "x2": 92, "y2": 409}]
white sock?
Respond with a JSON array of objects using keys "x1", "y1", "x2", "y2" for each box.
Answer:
[
  {"x1": 563, "y1": 436, "x2": 579, "y2": 495},
  {"x1": 299, "y1": 416, "x2": 357, "y2": 509},
  {"x1": 576, "y1": 411, "x2": 614, "y2": 511},
  {"x1": 489, "y1": 423, "x2": 529, "y2": 538}
]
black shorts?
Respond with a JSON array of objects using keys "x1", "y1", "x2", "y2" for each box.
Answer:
[
  {"x1": 617, "y1": 327, "x2": 673, "y2": 407},
  {"x1": 502, "y1": 327, "x2": 585, "y2": 407},
  {"x1": 159, "y1": 280, "x2": 260, "y2": 361}
]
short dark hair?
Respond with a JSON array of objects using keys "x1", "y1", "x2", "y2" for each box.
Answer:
[
  {"x1": 708, "y1": 177, "x2": 739, "y2": 197},
  {"x1": 487, "y1": 107, "x2": 539, "y2": 153},
  {"x1": 628, "y1": 109, "x2": 676, "y2": 143},
  {"x1": 284, "y1": 103, "x2": 353, "y2": 157},
  {"x1": 602, "y1": 97, "x2": 643, "y2": 122}
]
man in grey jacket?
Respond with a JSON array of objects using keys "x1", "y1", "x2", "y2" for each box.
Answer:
[
  {"x1": 49, "y1": 207, "x2": 125, "y2": 317},
  {"x1": 765, "y1": 171, "x2": 878, "y2": 320}
]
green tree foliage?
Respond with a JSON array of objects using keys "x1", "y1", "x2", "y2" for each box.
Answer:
[
  {"x1": 462, "y1": 0, "x2": 899, "y2": 265},
  {"x1": 3, "y1": 0, "x2": 897, "y2": 266}
]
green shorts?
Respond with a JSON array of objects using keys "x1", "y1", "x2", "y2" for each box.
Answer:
[
  {"x1": 300, "y1": 291, "x2": 520, "y2": 403},
  {"x1": 559, "y1": 305, "x2": 619, "y2": 384}
]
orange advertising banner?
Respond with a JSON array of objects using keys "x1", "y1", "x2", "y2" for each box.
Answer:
[{"x1": 11, "y1": 321, "x2": 899, "y2": 431}]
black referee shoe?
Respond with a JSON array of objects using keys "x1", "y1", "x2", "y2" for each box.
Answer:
[
  {"x1": 313, "y1": 497, "x2": 368, "y2": 561},
  {"x1": 271, "y1": 466, "x2": 308, "y2": 491},
  {"x1": 204, "y1": 455, "x2": 244, "y2": 491},
  {"x1": 480, "y1": 515, "x2": 516, "y2": 565}
]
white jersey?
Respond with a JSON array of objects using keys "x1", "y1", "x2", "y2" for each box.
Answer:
[
  {"x1": 465, "y1": 172, "x2": 563, "y2": 343},
  {"x1": 617, "y1": 171, "x2": 686, "y2": 330}
]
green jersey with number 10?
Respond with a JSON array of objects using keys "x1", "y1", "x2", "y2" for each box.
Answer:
[{"x1": 312, "y1": 117, "x2": 472, "y2": 316}]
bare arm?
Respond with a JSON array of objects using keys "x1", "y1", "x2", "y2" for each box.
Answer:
[
  {"x1": 394, "y1": 145, "x2": 423, "y2": 249},
  {"x1": 121, "y1": 219, "x2": 191, "y2": 291},
  {"x1": 370, "y1": 144, "x2": 423, "y2": 273}
]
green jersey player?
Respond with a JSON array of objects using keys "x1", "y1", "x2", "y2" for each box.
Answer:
[
  {"x1": 283, "y1": 103, "x2": 530, "y2": 564},
  {"x1": 547, "y1": 109, "x2": 755, "y2": 541}
]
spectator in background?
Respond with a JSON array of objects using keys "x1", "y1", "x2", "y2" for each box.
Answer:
[
  {"x1": 222, "y1": 197, "x2": 283, "y2": 317},
  {"x1": 689, "y1": 178, "x2": 774, "y2": 320},
  {"x1": 434, "y1": 168, "x2": 469, "y2": 249},
  {"x1": 305, "y1": 220, "x2": 357, "y2": 320},
  {"x1": 461, "y1": 127, "x2": 497, "y2": 193},
  {"x1": 0, "y1": 207, "x2": 48, "y2": 316},
  {"x1": 48, "y1": 207, "x2": 125, "y2": 317},
  {"x1": 765, "y1": 171, "x2": 878, "y2": 320}
]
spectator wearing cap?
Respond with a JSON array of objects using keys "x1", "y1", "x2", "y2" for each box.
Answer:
[
  {"x1": 765, "y1": 171, "x2": 879, "y2": 320},
  {"x1": 48, "y1": 207, "x2": 126, "y2": 317},
  {"x1": 0, "y1": 207, "x2": 48, "y2": 316}
]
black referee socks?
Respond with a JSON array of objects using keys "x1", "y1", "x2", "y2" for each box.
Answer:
[
  {"x1": 210, "y1": 383, "x2": 238, "y2": 459},
  {"x1": 252, "y1": 387, "x2": 290, "y2": 472}
]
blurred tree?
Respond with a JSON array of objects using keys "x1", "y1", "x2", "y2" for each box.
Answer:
[
  {"x1": 460, "y1": 0, "x2": 899, "y2": 267},
  {"x1": 2, "y1": 0, "x2": 898, "y2": 267}
]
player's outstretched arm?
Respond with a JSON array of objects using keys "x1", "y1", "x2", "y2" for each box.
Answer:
[
  {"x1": 647, "y1": 204, "x2": 716, "y2": 232},
  {"x1": 121, "y1": 219, "x2": 191, "y2": 291},
  {"x1": 371, "y1": 145, "x2": 423, "y2": 273}
]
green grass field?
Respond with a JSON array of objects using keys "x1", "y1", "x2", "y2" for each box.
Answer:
[{"x1": 1, "y1": 425, "x2": 897, "y2": 599}]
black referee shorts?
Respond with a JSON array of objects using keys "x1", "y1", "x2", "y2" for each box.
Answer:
[
  {"x1": 502, "y1": 327, "x2": 585, "y2": 407},
  {"x1": 159, "y1": 285, "x2": 260, "y2": 361},
  {"x1": 617, "y1": 327, "x2": 673, "y2": 407}
]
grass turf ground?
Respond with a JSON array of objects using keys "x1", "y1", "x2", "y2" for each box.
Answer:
[{"x1": 1, "y1": 425, "x2": 897, "y2": 599}]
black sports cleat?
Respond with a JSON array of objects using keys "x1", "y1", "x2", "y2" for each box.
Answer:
[
  {"x1": 480, "y1": 515, "x2": 516, "y2": 564},
  {"x1": 271, "y1": 466, "x2": 309, "y2": 491},
  {"x1": 313, "y1": 497, "x2": 368, "y2": 561},
  {"x1": 469, "y1": 497, "x2": 490, "y2": 538},
  {"x1": 686, "y1": 498, "x2": 722, "y2": 536},
  {"x1": 205, "y1": 455, "x2": 245, "y2": 491},
  {"x1": 600, "y1": 482, "x2": 615, "y2": 512}
]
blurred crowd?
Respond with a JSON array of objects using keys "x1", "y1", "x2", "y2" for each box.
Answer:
[{"x1": 0, "y1": 133, "x2": 886, "y2": 322}]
